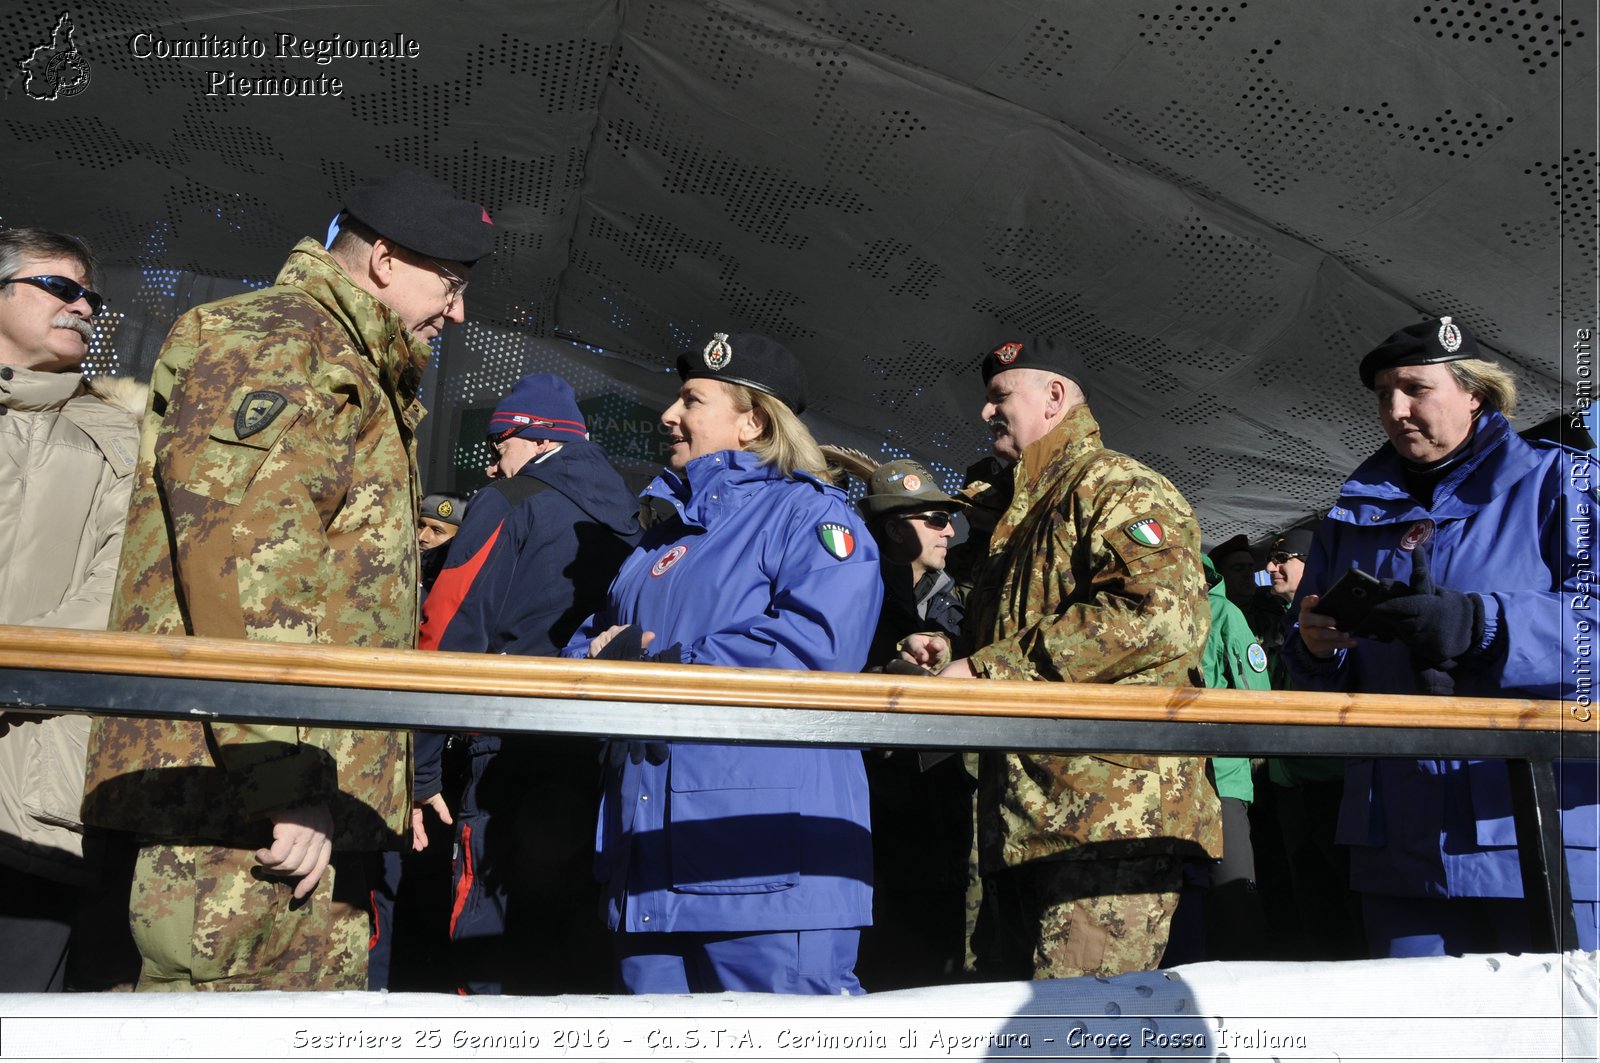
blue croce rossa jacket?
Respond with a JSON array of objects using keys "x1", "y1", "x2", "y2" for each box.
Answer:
[
  {"x1": 565, "y1": 449, "x2": 883, "y2": 934},
  {"x1": 1286, "y1": 411, "x2": 1598, "y2": 908}
]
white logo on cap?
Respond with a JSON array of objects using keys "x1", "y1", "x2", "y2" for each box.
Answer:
[
  {"x1": 1437, "y1": 316, "x2": 1463, "y2": 354},
  {"x1": 703, "y1": 333, "x2": 733, "y2": 371}
]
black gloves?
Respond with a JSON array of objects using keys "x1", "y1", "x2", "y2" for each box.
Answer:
[
  {"x1": 1365, "y1": 545, "x2": 1485, "y2": 669},
  {"x1": 591, "y1": 624, "x2": 645, "y2": 661},
  {"x1": 591, "y1": 626, "x2": 683, "y2": 664}
]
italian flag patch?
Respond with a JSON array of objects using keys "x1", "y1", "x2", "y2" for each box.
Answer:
[
  {"x1": 816, "y1": 522, "x2": 856, "y2": 560},
  {"x1": 1125, "y1": 518, "x2": 1165, "y2": 548}
]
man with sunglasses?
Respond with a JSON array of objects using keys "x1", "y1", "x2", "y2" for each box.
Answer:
[
  {"x1": 82, "y1": 171, "x2": 495, "y2": 991},
  {"x1": 902, "y1": 335, "x2": 1219, "y2": 982},
  {"x1": 854, "y1": 459, "x2": 973, "y2": 989},
  {"x1": 0, "y1": 228, "x2": 142, "y2": 991}
]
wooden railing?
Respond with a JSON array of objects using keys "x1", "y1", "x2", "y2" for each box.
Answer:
[{"x1": 0, "y1": 624, "x2": 1591, "y2": 949}]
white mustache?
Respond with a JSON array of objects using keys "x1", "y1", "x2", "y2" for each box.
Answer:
[
  {"x1": 52, "y1": 312, "x2": 93, "y2": 343},
  {"x1": 987, "y1": 417, "x2": 1007, "y2": 436}
]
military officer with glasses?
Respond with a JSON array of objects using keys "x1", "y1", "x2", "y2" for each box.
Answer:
[
  {"x1": 0, "y1": 227, "x2": 143, "y2": 991},
  {"x1": 82, "y1": 170, "x2": 496, "y2": 991}
]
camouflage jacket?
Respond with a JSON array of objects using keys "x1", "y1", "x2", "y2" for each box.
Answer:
[
  {"x1": 967, "y1": 405, "x2": 1221, "y2": 870},
  {"x1": 83, "y1": 239, "x2": 424, "y2": 851}
]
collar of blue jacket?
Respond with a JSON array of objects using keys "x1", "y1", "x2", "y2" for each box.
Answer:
[{"x1": 646, "y1": 448, "x2": 835, "y2": 528}]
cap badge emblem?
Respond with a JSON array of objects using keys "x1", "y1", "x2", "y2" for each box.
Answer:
[
  {"x1": 1437, "y1": 316, "x2": 1463, "y2": 354},
  {"x1": 994, "y1": 342, "x2": 1023, "y2": 365},
  {"x1": 703, "y1": 333, "x2": 733, "y2": 371},
  {"x1": 651, "y1": 544, "x2": 689, "y2": 577},
  {"x1": 901, "y1": 474, "x2": 922, "y2": 493},
  {"x1": 436, "y1": 500, "x2": 454, "y2": 518}
]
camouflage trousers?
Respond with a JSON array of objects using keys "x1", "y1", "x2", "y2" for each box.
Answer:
[
  {"x1": 972, "y1": 853, "x2": 1183, "y2": 980},
  {"x1": 129, "y1": 843, "x2": 373, "y2": 991}
]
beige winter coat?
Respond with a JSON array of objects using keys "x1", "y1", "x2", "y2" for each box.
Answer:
[{"x1": 0, "y1": 367, "x2": 142, "y2": 883}]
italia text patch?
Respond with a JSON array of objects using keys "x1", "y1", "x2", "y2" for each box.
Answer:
[
  {"x1": 816, "y1": 522, "x2": 856, "y2": 560},
  {"x1": 1124, "y1": 517, "x2": 1165, "y2": 548}
]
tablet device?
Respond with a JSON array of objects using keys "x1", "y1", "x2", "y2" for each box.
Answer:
[{"x1": 1311, "y1": 567, "x2": 1397, "y2": 631}]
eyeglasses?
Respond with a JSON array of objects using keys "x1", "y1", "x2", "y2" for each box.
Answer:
[
  {"x1": 1267, "y1": 551, "x2": 1305, "y2": 566},
  {"x1": 427, "y1": 259, "x2": 468, "y2": 309},
  {"x1": 0, "y1": 275, "x2": 104, "y2": 316},
  {"x1": 902, "y1": 511, "x2": 954, "y2": 530}
]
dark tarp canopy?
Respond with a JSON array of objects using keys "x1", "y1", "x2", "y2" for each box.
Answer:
[{"x1": 3, "y1": 0, "x2": 1593, "y2": 543}]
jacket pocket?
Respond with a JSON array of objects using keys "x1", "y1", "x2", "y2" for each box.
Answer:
[
  {"x1": 163, "y1": 388, "x2": 302, "y2": 506},
  {"x1": 668, "y1": 747, "x2": 799, "y2": 894}
]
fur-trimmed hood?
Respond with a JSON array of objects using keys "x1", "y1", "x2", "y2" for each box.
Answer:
[{"x1": 85, "y1": 373, "x2": 149, "y2": 419}]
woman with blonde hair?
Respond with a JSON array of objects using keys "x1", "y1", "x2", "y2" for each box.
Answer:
[{"x1": 565, "y1": 332, "x2": 882, "y2": 994}]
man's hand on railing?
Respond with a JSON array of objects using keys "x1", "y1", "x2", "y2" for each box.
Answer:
[
  {"x1": 254, "y1": 802, "x2": 334, "y2": 900},
  {"x1": 937, "y1": 657, "x2": 975, "y2": 679},
  {"x1": 411, "y1": 793, "x2": 453, "y2": 852},
  {"x1": 899, "y1": 633, "x2": 950, "y2": 670}
]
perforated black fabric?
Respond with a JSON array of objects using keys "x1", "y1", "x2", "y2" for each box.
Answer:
[{"x1": 1, "y1": 0, "x2": 1591, "y2": 545}]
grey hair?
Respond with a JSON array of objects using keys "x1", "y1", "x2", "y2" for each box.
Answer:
[{"x1": 0, "y1": 227, "x2": 98, "y2": 289}]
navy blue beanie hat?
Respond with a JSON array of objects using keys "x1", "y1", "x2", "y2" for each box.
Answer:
[{"x1": 487, "y1": 373, "x2": 588, "y2": 443}]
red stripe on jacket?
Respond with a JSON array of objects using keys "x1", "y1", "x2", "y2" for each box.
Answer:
[{"x1": 418, "y1": 521, "x2": 504, "y2": 651}]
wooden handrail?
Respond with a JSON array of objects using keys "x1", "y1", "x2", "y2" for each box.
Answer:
[{"x1": 0, "y1": 624, "x2": 1587, "y2": 733}]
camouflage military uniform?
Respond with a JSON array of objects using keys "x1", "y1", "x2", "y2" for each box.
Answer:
[
  {"x1": 963, "y1": 404, "x2": 1221, "y2": 980},
  {"x1": 82, "y1": 239, "x2": 424, "y2": 990}
]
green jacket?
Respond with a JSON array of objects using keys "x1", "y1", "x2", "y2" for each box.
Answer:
[
  {"x1": 84, "y1": 240, "x2": 425, "y2": 850},
  {"x1": 1201, "y1": 556, "x2": 1271, "y2": 802},
  {"x1": 967, "y1": 405, "x2": 1222, "y2": 870}
]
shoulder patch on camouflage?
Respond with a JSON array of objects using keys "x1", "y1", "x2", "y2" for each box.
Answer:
[
  {"x1": 236, "y1": 391, "x2": 288, "y2": 440},
  {"x1": 1124, "y1": 517, "x2": 1166, "y2": 548}
]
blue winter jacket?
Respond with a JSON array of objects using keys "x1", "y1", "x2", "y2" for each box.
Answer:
[
  {"x1": 564, "y1": 449, "x2": 883, "y2": 934},
  {"x1": 1286, "y1": 412, "x2": 1598, "y2": 902}
]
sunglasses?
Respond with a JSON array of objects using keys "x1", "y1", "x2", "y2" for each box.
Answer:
[
  {"x1": 1, "y1": 275, "x2": 104, "y2": 316},
  {"x1": 903, "y1": 511, "x2": 955, "y2": 530},
  {"x1": 1268, "y1": 551, "x2": 1305, "y2": 566}
]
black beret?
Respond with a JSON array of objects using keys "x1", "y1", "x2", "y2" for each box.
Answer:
[
  {"x1": 979, "y1": 335, "x2": 1084, "y2": 385},
  {"x1": 677, "y1": 332, "x2": 807, "y2": 414},
  {"x1": 343, "y1": 170, "x2": 496, "y2": 264},
  {"x1": 1207, "y1": 533, "x2": 1253, "y2": 565},
  {"x1": 1359, "y1": 316, "x2": 1480, "y2": 390}
]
